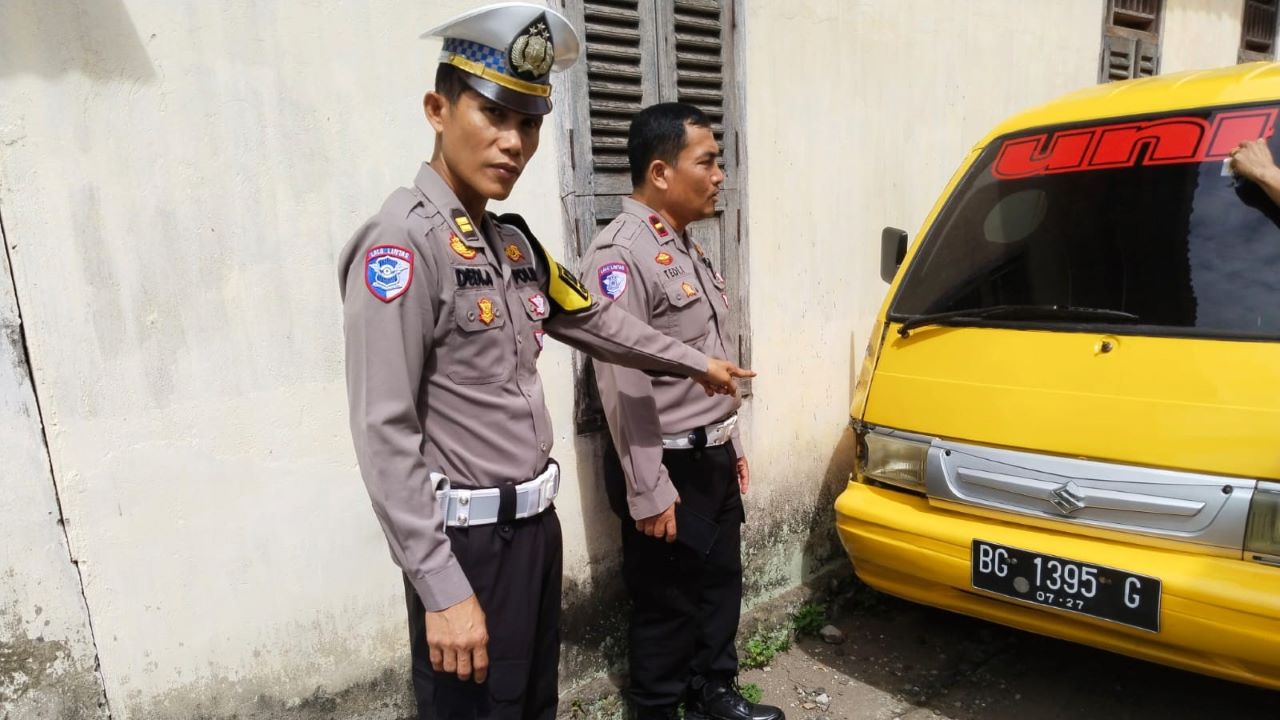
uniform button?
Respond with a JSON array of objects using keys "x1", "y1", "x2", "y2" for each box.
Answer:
[
  {"x1": 539, "y1": 442, "x2": 548, "y2": 451},
  {"x1": 517, "y1": 337, "x2": 523, "y2": 344},
  {"x1": 496, "y1": 310, "x2": 503, "y2": 318},
  {"x1": 468, "y1": 312, "x2": 477, "y2": 321}
]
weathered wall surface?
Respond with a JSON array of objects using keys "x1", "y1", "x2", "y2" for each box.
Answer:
[
  {"x1": 1163, "y1": 0, "x2": 1245, "y2": 74},
  {"x1": 0, "y1": 0, "x2": 1263, "y2": 717},
  {"x1": 0, "y1": 231, "x2": 106, "y2": 719}
]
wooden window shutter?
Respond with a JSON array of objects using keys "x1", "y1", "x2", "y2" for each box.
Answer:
[
  {"x1": 1099, "y1": 0, "x2": 1163, "y2": 83},
  {"x1": 1240, "y1": 0, "x2": 1279, "y2": 63},
  {"x1": 559, "y1": 0, "x2": 748, "y2": 433}
]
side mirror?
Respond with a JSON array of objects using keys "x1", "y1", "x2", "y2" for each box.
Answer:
[{"x1": 880, "y1": 227, "x2": 908, "y2": 284}]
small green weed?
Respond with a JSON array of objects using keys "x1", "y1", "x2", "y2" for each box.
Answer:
[
  {"x1": 740, "y1": 625, "x2": 790, "y2": 669},
  {"x1": 568, "y1": 694, "x2": 624, "y2": 720},
  {"x1": 790, "y1": 601, "x2": 827, "y2": 638},
  {"x1": 739, "y1": 682, "x2": 763, "y2": 704}
]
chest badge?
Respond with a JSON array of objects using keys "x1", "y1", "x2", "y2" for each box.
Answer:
[
  {"x1": 648, "y1": 214, "x2": 670, "y2": 238},
  {"x1": 450, "y1": 233, "x2": 478, "y2": 260},
  {"x1": 655, "y1": 252, "x2": 673, "y2": 266},
  {"x1": 477, "y1": 297, "x2": 496, "y2": 325},
  {"x1": 364, "y1": 245, "x2": 414, "y2": 303},
  {"x1": 533, "y1": 329, "x2": 546, "y2": 351},
  {"x1": 505, "y1": 243, "x2": 526, "y2": 263},
  {"x1": 681, "y1": 281, "x2": 698, "y2": 298},
  {"x1": 527, "y1": 293, "x2": 550, "y2": 319}
]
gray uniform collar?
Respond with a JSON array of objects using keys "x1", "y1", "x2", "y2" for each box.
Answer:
[
  {"x1": 622, "y1": 197, "x2": 683, "y2": 247},
  {"x1": 414, "y1": 162, "x2": 487, "y2": 248}
]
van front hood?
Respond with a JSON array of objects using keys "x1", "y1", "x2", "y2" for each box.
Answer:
[{"x1": 863, "y1": 324, "x2": 1280, "y2": 481}]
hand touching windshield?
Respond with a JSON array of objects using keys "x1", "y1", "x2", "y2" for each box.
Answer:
[{"x1": 1229, "y1": 139, "x2": 1280, "y2": 207}]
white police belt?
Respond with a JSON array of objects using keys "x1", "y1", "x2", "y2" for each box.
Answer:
[
  {"x1": 661, "y1": 414, "x2": 738, "y2": 450},
  {"x1": 432, "y1": 463, "x2": 560, "y2": 528}
]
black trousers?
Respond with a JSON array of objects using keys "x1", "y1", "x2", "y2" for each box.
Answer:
[
  {"x1": 604, "y1": 443, "x2": 745, "y2": 709},
  {"x1": 403, "y1": 508, "x2": 562, "y2": 720}
]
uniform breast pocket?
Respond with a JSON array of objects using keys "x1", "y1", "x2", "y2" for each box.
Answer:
[
  {"x1": 446, "y1": 289, "x2": 513, "y2": 385},
  {"x1": 659, "y1": 279, "x2": 708, "y2": 342}
]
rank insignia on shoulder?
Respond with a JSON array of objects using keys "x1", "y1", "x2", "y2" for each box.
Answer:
[
  {"x1": 648, "y1": 214, "x2": 669, "y2": 238},
  {"x1": 452, "y1": 209, "x2": 479, "y2": 239},
  {"x1": 478, "y1": 297, "x2": 496, "y2": 325},
  {"x1": 450, "y1": 233, "x2": 478, "y2": 260},
  {"x1": 505, "y1": 243, "x2": 526, "y2": 263},
  {"x1": 365, "y1": 245, "x2": 414, "y2": 303},
  {"x1": 598, "y1": 262, "x2": 629, "y2": 300},
  {"x1": 527, "y1": 292, "x2": 550, "y2": 319},
  {"x1": 655, "y1": 252, "x2": 673, "y2": 266},
  {"x1": 681, "y1": 281, "x2": 698, "y2": 298}
]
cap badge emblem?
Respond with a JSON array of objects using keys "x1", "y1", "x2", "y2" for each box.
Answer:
[{"x1": 509, "y1": 15, "x2": 555, "y2": 79}]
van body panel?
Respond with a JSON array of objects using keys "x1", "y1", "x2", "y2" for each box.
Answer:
[{"x1": 865, "y1": 325, "x2": 1280, "y2": 481}]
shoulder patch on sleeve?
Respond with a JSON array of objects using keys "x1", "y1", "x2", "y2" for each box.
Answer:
[
  {"x1": 365, "y1": 245, "x2": 414, "y2": 302},
  {"x1": 597, "y1": 261, "x2": 629, "y2": 300}
]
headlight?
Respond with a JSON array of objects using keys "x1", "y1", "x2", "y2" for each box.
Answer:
[
  {"x1": 1245, "y1": 481, "x2": 1280, "y2": 561},
  {"x1": 857, "y1": 430, "x2": 929, "y2": 494}
]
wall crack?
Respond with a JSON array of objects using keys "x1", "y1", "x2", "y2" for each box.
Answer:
[{"x1": 0, "y1": 204, "x2": 114, "y2": 719}]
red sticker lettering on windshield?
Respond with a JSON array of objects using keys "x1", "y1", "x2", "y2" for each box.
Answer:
[{"x1": 992, "y1": 108, "x2": 1278, "y2": 179}]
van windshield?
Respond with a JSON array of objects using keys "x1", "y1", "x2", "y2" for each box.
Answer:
[{"x1": 890, "y1": 104, "x2": 1280, "y2": 340}]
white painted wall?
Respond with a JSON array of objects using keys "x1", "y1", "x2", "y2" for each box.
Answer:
[{"x1": 1163, "y1": 0, "x2": 1245, "y2": 74}]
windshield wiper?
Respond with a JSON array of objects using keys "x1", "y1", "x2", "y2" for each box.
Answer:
[{"x1": 897, "y1": 304, "x2": 1141, "y2": 338}]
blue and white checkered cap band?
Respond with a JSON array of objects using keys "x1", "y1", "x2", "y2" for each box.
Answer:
[{"x1": 441, "y1": 38, "x2": 510, "y2": 75}]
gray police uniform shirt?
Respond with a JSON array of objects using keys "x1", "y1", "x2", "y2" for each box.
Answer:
[
  {"x1": 340, "y1": 165, "x2": 709, "y2": 612},
  {"x1": 582, "y1": 198, "x2": 743, "y2": 521}
]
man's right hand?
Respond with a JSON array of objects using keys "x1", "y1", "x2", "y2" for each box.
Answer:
[
  {"x1": 425, "y1": 594, "x2": 489, "y2": 683},
  {"x1": 697, "y1": 358, "x2": 756, "y2": 396},
  {"x1": 637, "y1": 499, "x2": 679, "y2": 542}
]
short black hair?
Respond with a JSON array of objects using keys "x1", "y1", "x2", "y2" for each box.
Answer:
[
  {"x1": 627, "y1": 102, "x2": 713, "y2": 188},
  {"x1": 434, "y1": 63, "x2": 471, "y2": 105}
]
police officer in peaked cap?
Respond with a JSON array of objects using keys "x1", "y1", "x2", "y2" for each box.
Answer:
[{"x1": 337, "y1": 3, "x2": 755, "y2": 719}]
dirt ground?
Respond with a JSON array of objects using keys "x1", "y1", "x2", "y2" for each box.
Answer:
[{"x1": 740, "y1": 581, "x2": 1280, "y2": 720}]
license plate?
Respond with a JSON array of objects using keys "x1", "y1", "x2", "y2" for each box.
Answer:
[{"x1": 970, "y1": 540, "x2": 1161, "y2": 632}]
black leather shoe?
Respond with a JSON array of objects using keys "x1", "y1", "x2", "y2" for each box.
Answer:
[{"x1": 685, "y1": 679, "x2": 785, "y2": 720}]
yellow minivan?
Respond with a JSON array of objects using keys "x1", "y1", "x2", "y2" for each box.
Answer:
[{"x1": 836, "y1": 63, "x2": 1280, "y2": 691}]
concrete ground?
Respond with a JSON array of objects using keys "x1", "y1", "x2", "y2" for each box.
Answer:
[{"x1": 741, "y1": 581, "x2": 1280, "y2": 720}]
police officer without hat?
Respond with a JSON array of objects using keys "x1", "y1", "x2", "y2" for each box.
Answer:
[
  {"x1": 583, "y1": 103, "x2": 785, "y2": 720},
  {"x1": 338, "y1": 6, "x2": 755, "y2": 719}
]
